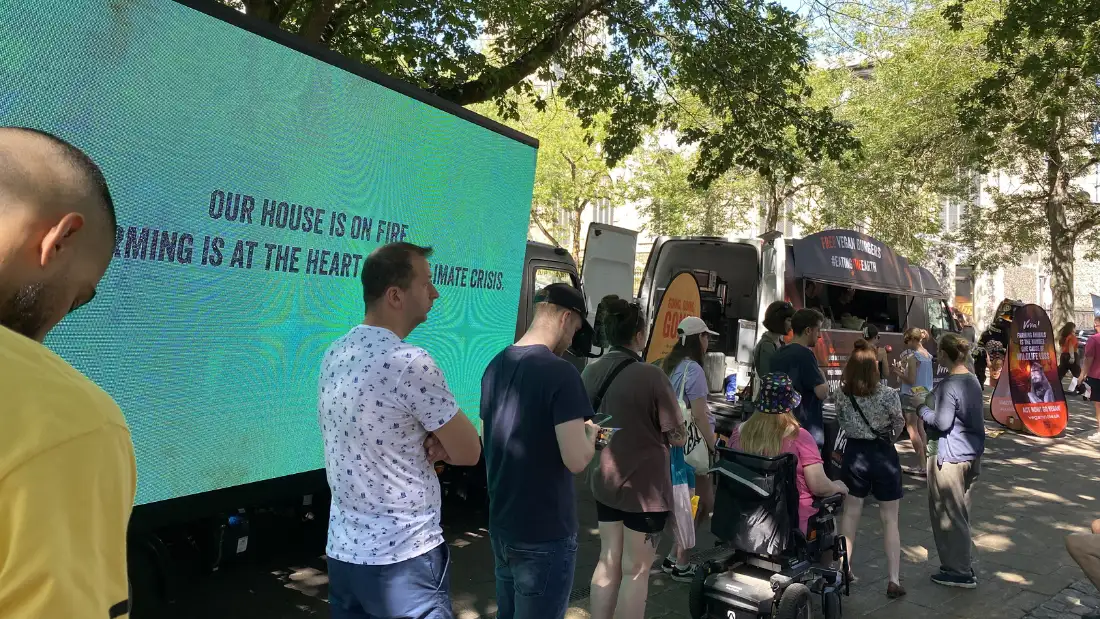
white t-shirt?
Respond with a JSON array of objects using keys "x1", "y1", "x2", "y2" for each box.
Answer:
[{"x1": 317, "y1": 325, "x2": 459, "y2": 565}]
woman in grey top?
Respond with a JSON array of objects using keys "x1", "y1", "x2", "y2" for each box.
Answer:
[
  {"x1": 753, "y1": 301, "x2": 795, "y2": 380},
  {"x1": 908, "y1": 333, "x2": 985, "y2": 589}
]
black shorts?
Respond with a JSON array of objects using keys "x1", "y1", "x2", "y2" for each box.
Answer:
[
  {"x1": 1088, "y1": 378, "x2": 1100, "y2": 402},
  {"x1": 595, "y1": 502, "x2": 669, "y2": 534},
  {"x1": 841, "y1": 439, "x2": 904, "y2": 502}
]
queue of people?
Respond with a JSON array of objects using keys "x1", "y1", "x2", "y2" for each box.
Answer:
[{"x1": 745, "y1": 308, "x2": 987, "y2": 593}]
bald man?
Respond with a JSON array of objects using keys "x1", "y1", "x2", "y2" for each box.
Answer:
[{"x1": 0, "y1": 127, "x2": 136, "y2": 618}]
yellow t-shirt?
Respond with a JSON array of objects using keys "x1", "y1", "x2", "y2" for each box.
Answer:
[{"x1": 0, "y1": 326, "x2": 136, "y2": 619}]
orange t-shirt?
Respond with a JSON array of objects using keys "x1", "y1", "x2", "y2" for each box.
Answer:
[{"x1": 1062, "y1": 334, "x2": 1079, "y2": 355}]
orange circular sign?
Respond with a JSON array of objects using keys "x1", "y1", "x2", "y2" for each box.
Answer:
[{"x1": 645, "y1": 272, "x2": 703, "y2": 363}]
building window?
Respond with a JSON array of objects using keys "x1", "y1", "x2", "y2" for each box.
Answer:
[
  {"x1": 557, "y1": 205, "x2": 573, "y2": 231},
  {"x1": 594, "y1": 197, "x2": 614, "y2": 225}
]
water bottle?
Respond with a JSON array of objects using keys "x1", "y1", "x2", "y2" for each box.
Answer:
[{"x1": 724, "y1": 374, "x2": 738, "y2": 402}]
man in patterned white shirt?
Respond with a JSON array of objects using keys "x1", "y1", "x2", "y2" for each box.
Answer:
[{"x1": 318, "y1": 242, "x2": 481, "y2": 619}]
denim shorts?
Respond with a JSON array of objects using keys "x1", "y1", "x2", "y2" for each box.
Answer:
[{"x1": 327, "y1": 543, "x2": 453, "y2": 619}]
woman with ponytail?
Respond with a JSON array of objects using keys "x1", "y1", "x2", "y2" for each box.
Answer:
[{"x1": 582, "y1": 296, "x2": 685, "y2": 619}]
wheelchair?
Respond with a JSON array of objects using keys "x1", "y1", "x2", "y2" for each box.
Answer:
[{"x1": 688, "y1": 447, "x2": 849, "y2": 619}]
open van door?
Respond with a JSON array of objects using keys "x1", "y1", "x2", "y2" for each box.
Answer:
[
  {"x1": 637, "y1": 236, "x2": 764, "y2": 391},
  {"x1": 581, "y1": 224, "x2": 639, "y2": 354}
]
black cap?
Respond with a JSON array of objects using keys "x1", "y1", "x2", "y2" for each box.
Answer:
[{"x1": 535, "y1": 283, "x2": 594, "y2": 338}]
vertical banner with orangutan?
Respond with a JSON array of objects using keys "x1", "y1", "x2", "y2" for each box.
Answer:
[{"x1": 990, "y1": 304, "x2": 1067, "y2": 437}]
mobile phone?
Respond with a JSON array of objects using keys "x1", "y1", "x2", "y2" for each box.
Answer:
[{"x1": 596, "y1": 427, "x2": 620, "y2": 449}]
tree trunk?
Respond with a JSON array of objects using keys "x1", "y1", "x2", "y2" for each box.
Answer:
[
  {"x1": 299, "y1": 0, "x2": 337, "y2": 44},
  {"x1": 764, "y1": 183, "x2": 781, "y2": 233},
  {"x1": 572, "y1": 201, "x2": 585, "y2": 263},
  {"x1": 1046, "y1": 178, "x2": 1076, "y2": 328},
  {"x1": 703, "y1": 201, "x2": 716, "y2": 235},
  {"x1": 242, "y1": 0, "x2": 276, "y2": 20}
]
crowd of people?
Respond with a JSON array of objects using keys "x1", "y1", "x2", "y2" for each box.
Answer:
[{"x1": 3, "y1": 125, "x2": 1100, "y2": 619}]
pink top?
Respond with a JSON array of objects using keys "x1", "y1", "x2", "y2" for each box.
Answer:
[
  {"x1": 1087, "y1": 333, "x2": 1100, "y2": 380},
  {"x1": 730, "y1": 426, "x2": 823, "y2": 533}
]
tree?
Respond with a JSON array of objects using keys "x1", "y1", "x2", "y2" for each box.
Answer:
[
  {"x1": 791, "y1": 0, "x2": 992, "y2": 262},
  {"x1": 221, "y1": 0, "x2": 853, "y2": 191},
  {"x1": 475, "y1": 99, "x2": 617, "y2": 260},
  {"x1": 629, "y1": 145, "x2": 756, "y2": 236},
  {"x1": 945, "y1": 0, "x2": 1100, "y2": 326}
]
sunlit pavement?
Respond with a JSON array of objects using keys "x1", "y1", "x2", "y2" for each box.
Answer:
[{"x1": 154, "y1": 389, "x2": 1100, "y2": 619}]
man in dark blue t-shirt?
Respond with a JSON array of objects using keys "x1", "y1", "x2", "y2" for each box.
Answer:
[
  {"x1": 771, "y1": 308, "x2": 828, "y2": 449},
  {"x1": 480, "y1": 283, "x2": 599, "y2": 619}
]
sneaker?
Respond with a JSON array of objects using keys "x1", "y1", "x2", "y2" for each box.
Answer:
[
  {"x1": 659, "y1": 558, "x2": 675, "y2": 574},
  {"x1": 670, "y1": 564, "x2": 697, "y2": 582},
  {"x1": 1088, "y1": 432, "x2": 1100, "y2": 443},
  {"x1": 930, "y1": 571, "x2": 977, "y2": 589}
]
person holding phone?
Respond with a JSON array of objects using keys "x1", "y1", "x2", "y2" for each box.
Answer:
[
  {"x1": 481, "y1": 283, "x2": 600, "y2": 619},
  {"x1": 583, "y1": 296, "x2": 685, "y2": 619}
]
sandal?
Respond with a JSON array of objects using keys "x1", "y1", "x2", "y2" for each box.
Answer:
[{"x1": 887, "y1": 582, "x2": 907, "y2": 598}]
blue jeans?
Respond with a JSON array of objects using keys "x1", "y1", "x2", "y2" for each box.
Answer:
[
  {"x1": 327, "y1": 543, "x2": 453, "y2": 619},
  {"x1": 491, "y1": 534, "x2": 577, "y2": 619}
]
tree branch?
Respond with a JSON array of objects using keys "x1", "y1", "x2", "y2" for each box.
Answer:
[
  {"x1": 532, "y1": 214, "x2": 564, "y2": 248},
  {"x1": 323, "y1": 0, "x2": 366, "y2": 44},
  {"x1": 1072, "y1": 203, "x2": 1100, "y2": 236},
  {"x1": 430, "y1": 0, "x2": 612, "y2": 105}
]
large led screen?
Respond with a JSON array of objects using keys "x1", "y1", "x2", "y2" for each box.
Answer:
[{"x1": 0, "y1": 0, "x2": 536, "y2": 505}]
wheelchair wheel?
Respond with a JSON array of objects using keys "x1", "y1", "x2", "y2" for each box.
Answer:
[
  {"x1": 824, "y1": 590, "x2": 842, "y2": 619},
  {"x1": 689, "y1": 561, "x2": 720, "y2": 619},
  {"x1": 775, "y1": 583, "x2": 812, "y2": 619}
]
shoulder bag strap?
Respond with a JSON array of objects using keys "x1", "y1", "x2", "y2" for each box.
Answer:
[
  {"x1": 847, "y1": 394, "x2": 883, "y2": 439},
  {"x1": 592, "y1": 358, "x2": 636, "y2": 413}
]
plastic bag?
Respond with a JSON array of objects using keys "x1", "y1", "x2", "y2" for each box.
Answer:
[
  {"x1": 1069, "y1": 377, "x2": 1079, "y2": 393},
  {"x1": 670, "y1": 447, "x2": 697, "y2": 550}
]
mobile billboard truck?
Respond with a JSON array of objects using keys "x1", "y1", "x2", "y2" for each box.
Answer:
[{"x1": 0, "y1": 0, "x2": 538, "y2": 608}]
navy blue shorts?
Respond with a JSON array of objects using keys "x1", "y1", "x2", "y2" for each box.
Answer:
[{"x1": 841, "y1": 439, "x2": 904, "y2": 502}]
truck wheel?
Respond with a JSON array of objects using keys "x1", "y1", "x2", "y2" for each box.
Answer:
[{"x1": 775, "y1": 583, "x2": 812, "y2": 619}]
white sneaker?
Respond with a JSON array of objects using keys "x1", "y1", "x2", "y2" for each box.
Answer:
[{"x1": 1088, "y1": 432, "x2": 1100, "y2": 443}]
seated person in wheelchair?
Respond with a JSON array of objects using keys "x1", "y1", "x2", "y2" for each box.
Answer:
[{"x1": 729, "y1": 373, "x2": 849, "y2": 533}]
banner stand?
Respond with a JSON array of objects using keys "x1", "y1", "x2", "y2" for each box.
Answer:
[
  {"x1": 989, "y1": 303, "x2": 1068, "y2": 437},
  {"x1": 644, "y1": 271, "x2": 703, "y2": 364}
]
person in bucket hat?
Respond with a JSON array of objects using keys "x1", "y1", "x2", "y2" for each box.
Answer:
[{"x1": 729, "y1": 373, "x2": 848, "y2": 533}]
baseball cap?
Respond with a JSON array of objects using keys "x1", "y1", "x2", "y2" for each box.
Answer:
[
  {"x1": 677, "y1": 316, "x2": 718, "y2": 342},
  {"x1": 535, "y1": 283, "x2": 594, "y2": 338}
]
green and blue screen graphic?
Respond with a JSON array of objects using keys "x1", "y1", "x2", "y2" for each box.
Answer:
[{"x1": 0, "y1": 0, "x2": 536, "y2": 505}]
